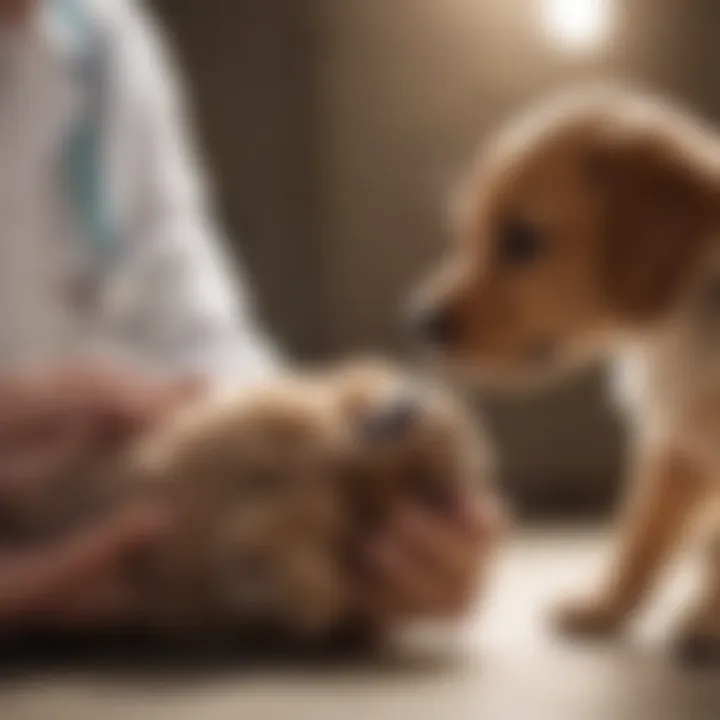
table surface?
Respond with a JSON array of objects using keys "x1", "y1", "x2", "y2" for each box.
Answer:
[{"x1": 1, "y1": 527, "x2": 719, "y2": 720}]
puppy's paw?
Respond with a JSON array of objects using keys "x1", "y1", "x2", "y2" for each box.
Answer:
[
  {"x1": 674, "y1": 629, "x2": 720, "y2": 667},
  {"x1": 552, "y1": 598, "x2": 627, "y2": 639},
  {"x1": 673, "y1": 615, "x2": 720, "y2": 667}
]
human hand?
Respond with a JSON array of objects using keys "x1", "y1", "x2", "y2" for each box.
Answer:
[
  {"x1": 362, "y1": 490, "x2": 504, "y2": 626},
  {"x1": 0, "y1": 362, "x2": 202, "y2": 618},
  {"x1": 43, "y1": 361, "x2": 206, "y2": 439},
  {"x1": 0, "y1": 502, "x2": 169, "y2": 627},
  {"x1": 0, "y1": 361, "x2": 204, "y2": 493}
]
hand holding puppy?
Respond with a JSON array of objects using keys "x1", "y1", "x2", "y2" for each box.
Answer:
[
  {"x1": 0, "y1": 361, "x2": 201, "y2": 627},
  {"x1": 364, "y1": 491, "x2": 503, "y2": 624}
]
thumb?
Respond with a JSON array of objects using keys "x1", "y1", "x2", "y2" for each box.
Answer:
[{"x1": 0, "y1": 503, "x2": 170, "y2": 625}]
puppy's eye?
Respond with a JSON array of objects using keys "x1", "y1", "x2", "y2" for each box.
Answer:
[{"x1": 498, "y1": 218, "x2": 543, "y2": 265}]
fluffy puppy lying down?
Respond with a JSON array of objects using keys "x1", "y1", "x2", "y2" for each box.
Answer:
[
  {"x1": 411, "y1": 87, "x2": 720, "y2": 661},
  {"x1": 0, "y1": 362, "x2": 490, "y2": 644}
]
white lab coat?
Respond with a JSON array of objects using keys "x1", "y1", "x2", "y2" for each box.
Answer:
[{"x1": 0, "y1": 0, "x2": 278, "y2": 380}]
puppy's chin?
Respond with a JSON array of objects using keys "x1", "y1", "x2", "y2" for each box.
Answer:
[
  {"x1": 425, "y1": 345, "x2": 594, "y2": 394},
  {"x1": 457, "y1": 360, "x2": 571, "y2": 394}
]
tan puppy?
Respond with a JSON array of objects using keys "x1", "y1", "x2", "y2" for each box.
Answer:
[
  {"x1": 411, "y1": 87, "x2": 720, "y2": 659},
  {"x1": 0, "y1": 362, "x2": 489, "y2": 644}
]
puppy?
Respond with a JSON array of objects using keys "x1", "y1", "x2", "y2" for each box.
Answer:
[
  {"x1": 0, "y1": 362, "x2": 490, "y2": 644},
  {"x1": 411, "y1": 87, "x2": 720, "y2": 658}
]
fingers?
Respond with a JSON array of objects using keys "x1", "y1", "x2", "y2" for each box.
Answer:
[
  {"x1": 85, "y1": 367, "x2": 208, "y2": 439},
  {"x1": 364, "y1": 494, "x2": 504, "y2": 623},
  {"x1": 0, "y1": 365, "x2": 103, "y2": 459},
  {"x1": 47, "y1": 575, "x2": 139, "y2": 628},
  {"x1": 0, "y1": 362, "x2": 196, "y2": 630},
  {"x1": 367, "y1": 536, "x2": 451, "y2": 619},
  {"x1": 0, "y1": 503, "x2": 169, "y2": 625},
  {"x1": 0, "y1": 416, "x2": 91, "y2": 488},
  {"x1": 369, "y1": 522, "x2": 476, "y2": 618},
  {"x1": 0, "y1": 369, "x2": 80, "y2": 438}
]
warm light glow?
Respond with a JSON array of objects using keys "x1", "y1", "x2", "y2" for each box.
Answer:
[{"x1": 541, "y1": 0, "x2": 612, "y2": 51}]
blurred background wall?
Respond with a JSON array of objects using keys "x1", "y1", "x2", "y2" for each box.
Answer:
[{"x1": 149, "y1": 0, "x2": 720, "y2": 516}]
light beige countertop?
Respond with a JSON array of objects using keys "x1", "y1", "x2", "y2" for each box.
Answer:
[{"x1": 1, "y1": 528, "x2": 718, "y2": 720}]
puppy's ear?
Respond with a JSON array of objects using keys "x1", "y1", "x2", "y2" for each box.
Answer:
[{"x1": 591, "y1": 128, "x2": 719, "y2": 325}]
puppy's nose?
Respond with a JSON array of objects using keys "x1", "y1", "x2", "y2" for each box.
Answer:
[
  {"x1": 361, "y1": 396, "x2": 421, "y2": 441},
  {"x1": 408, "y1": 305, "x2": 455, "y2": 346}
]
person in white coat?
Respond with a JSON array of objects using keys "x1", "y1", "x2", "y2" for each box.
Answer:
[
  {"x1": 0, "y1": 0, "x2": 280, "y2": 626},
  {"x1": 0, "y1": 0, "x2": 275, "y2": 375},
  {"x1": 0, "y1": 0, "x2": 499, "y2": 633}
]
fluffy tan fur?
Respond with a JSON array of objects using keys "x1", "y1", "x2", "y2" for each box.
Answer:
[{"x1": 0, "y1": 361, "x2": 490, "y2": 643}]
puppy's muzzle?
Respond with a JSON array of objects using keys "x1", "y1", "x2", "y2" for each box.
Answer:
[{"x1": 407, "y1": 303, "x2": 456, "y2": 347}]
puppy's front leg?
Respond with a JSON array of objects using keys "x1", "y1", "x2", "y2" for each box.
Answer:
[
  {"x1": 673, "y1": 523, "x2": 720, "y2": 665},
  {"x1": 556, "y1": 446, "x2": 710, "y2": 637}
]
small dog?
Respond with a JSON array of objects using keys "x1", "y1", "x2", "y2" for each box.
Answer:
[
  {"x1": 0, "y1": 361, "x2": 490, "y2": 644},
  {"x1": 410, "y1": 87, "x2": 720, "y2": 660}
]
